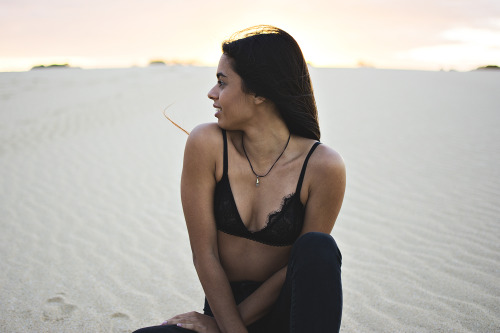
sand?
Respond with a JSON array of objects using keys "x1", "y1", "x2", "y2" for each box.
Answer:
[{"x1": 0, "y1": 66, "x2": 499, "y2": 332}]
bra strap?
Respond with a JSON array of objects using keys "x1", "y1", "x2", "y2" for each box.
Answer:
[
  {"x1": 222, "y1": 129, "x2": 228, "y2": 176},
  {"x1": 295, "y1": 142, "x2": 321, "y2": 194}
]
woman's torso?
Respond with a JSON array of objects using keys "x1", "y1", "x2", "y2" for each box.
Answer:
[{"x1": 213, "y1": 129, "x2": 319, "y2": 281}]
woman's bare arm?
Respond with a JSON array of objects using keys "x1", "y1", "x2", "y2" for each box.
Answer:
[
  {"x1": 236, "y1": 265, "x2": 287, "y2": 325},
  {"x1": 300, "y1": 144, "x2": 346, "y2": 234},
  {"x1": 181, "y1": 124, "x2": 247, "y2": 333}
]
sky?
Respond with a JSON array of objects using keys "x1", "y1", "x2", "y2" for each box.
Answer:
[{"x1": 1, "y1": 0, "x2": 499, "y2": 72}]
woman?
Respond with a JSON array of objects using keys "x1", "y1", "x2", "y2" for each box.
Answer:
[{"x1": 134, "y1": 25, "x2": 345, "y2": 333}]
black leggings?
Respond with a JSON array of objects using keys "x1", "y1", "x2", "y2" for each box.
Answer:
[{"x1": 133, "y1": 232, "x2": 342, "y2": 333}]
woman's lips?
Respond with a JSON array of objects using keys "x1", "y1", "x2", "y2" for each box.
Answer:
[{"x1": 214, "y1": 106, "x2": 221, "y2": 117}]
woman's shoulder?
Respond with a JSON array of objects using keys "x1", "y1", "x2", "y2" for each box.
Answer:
[
  {"x1": 295, "y1": 138, "x2": 345, "y2": 207},
  {"x1": 184, "y1": 123, "x2": 224, "y2": 160},
  {"x1": 188, "y1": 122, "x2": 223, "y2": 139},
  {"x1": 293, "y1": 137, "x2": 344, "y2": 169},
  {"x1": 315, "y1": 142, "x2": 344, "y2": 166},
  {"x1": 307, "y1": 141, "x2": 345, "y2": 183},
  {"x1": 183, "y1": 123, "x2": 226, "y2": 181},
  {"x1": 186, "y1": 123, "x2": 224, "y2": 148}
]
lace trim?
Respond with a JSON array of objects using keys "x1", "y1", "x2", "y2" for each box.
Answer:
[
  {"x1": 248, "y1": 192, "x2": 297, "y2": 233},
  {"x1": 214, "y1": 175, "x2": 305, "y2": 247}
]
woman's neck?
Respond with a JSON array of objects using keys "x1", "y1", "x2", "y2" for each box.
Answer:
[{"x1": 239, "y1": 108, "x2": 291, "y2": 168}]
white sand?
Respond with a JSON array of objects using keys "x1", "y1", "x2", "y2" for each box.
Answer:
[{"x1": 1, "y1": 66, "x2": 499, "y2": 332}]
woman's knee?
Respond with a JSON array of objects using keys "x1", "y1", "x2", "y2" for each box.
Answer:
[
  {"x1": 292, "y1": 232, "x2": 341, "y2": 266},
  {"x1": 295, "y1": 232, "x2": 338, "y2": 252}
]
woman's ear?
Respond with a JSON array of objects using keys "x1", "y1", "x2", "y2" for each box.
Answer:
[{"x1": 254, "y1": 95, "x2": 266, "y2": 105}]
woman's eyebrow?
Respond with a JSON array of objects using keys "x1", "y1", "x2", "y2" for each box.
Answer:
[{"x1": 216, "y1": 72, "x2": 227, "y2": 79}]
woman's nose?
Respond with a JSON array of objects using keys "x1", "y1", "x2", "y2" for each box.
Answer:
[{"x1": 207, "y1": 86, "x2": 218, "y2": 100}]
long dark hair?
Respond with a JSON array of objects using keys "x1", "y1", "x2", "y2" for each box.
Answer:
[{"x1": 222, "y1": 25, "x2": 321, "y2": 140}]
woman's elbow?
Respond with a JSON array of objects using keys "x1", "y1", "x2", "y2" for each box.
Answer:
[{"x1": 192, "y1": 249, "x2": 219, "y2": 271}]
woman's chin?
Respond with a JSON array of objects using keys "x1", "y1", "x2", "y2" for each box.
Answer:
[{"x1": 215, "y1": 114, "x2": 225, "y2": 126}]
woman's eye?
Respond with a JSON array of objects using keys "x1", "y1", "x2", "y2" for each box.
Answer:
[{"x1": 218, "y1": 80, "x2": 225, "y2": 87}]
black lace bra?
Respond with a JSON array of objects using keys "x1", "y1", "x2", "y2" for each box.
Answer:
[{"x1": 213, "y1": 130, "x2": 321, "y2": 247}]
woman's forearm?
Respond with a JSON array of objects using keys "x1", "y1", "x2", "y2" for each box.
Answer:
[
  {"x1": 194, "y1": 255, "x2": 248, "y2": 333},
  {"x1": 237, "y1": 266, "x2": 287, "y2": 326}
]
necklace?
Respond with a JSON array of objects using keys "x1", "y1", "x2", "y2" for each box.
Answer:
[{"x1": 242, "y1": 133, "x2": 291, "y2": 187}]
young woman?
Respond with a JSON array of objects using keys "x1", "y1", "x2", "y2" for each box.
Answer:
[{"x1": 134, "y1": 25, "x2": 345, "y2": 333}]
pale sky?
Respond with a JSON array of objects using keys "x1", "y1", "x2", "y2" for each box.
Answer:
[{"x1": 1, "y1": 0, "x2": 499, "y2": 71}]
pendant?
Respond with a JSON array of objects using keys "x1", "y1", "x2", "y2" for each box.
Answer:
[{"x1": 256, "y1": 176, "x2": 260, "y2": 187}]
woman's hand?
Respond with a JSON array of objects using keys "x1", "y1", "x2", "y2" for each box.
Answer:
[{"x1": 162, "y1": 311, "x2": 221, "y2": 333}]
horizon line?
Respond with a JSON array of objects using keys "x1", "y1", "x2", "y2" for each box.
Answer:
[{"x1": 1, "y1": 61, "x2": 498, "y2": 73}]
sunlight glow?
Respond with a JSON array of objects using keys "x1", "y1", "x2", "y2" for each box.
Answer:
[
  {"x1": 442, "y1": 27, "x2": 500, "y2": 46},
  {"x1": 398, "y1": 26, "x2": 500, "y2": 71},
  {"x1": 1, "y1": 1, "x2": 499, "y2": 72}
]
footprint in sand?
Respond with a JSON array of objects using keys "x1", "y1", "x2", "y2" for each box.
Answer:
[
  {"x1": 110, "y1": 312, "x2": 131, "y2": 333},
  {"x1": 42, "y1": 293, "x2": 77, "y2": 322}
]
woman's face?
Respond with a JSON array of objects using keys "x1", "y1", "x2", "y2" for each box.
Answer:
[{"x1": 208, "y1": 54, "x2": 255, "y2": 130}]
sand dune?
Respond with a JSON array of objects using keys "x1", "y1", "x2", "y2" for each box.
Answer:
[{"x1": 1, "y1": 66, "x2": 499, "y2": 332}]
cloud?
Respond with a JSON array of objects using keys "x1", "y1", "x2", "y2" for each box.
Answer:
[
  {"x1": 442, "y1": 27, "x2": 500, "y2": 47},
  {"x1": 396, "y1": 20, "x2": 500, "y2": 70}
]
